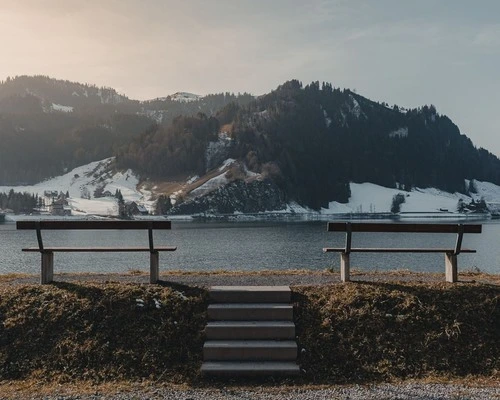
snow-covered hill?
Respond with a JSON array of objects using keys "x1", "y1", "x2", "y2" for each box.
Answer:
[
  {"x1": 2, "y1": 158, "x2": 500, "y2": 219},
  {"x1": 152, "y1": 92, "x2": 202, "y2": 103},
  {"x1": 169, "y1": 92, "x2": 202, "y2": 103},
  {"x1": 0, "y1": 158, "x2": 154, "y2": 217},
  {"x1": 322, "y1": 183, "x2": 470, "y2": 215}
]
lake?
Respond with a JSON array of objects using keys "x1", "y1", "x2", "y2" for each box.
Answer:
[{"x1": 0, "y1": 219, "x2": 499, "y2": 275}]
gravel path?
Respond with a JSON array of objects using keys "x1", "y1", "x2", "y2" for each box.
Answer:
[
  {"x1": 2, "y1": 383, "x2": 499, "y2": 400},
  {"x1": 3, "y1": 270, "x2": 499, "y2": 287}
]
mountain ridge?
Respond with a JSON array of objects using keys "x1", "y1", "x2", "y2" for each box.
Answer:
[
  {"x1": 1, "y1": 76, "x2": 500, "y2": 214},
  {"x1": 116, "y1": 79, "x2": 500, "y2": 210}
]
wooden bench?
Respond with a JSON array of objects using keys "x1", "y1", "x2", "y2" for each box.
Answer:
[
  {"x1": 323, "y1": 222, "x2": 482, "y2": 283},
  {"x1": 17, "y1": 220, "x2": 176, "y2": 284}
]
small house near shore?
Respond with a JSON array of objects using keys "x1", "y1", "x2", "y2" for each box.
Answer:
[
  {"x1": 51, "y1": 199, "x2": 71, "y2": 216},
  {"x1": 125, "y1": 201, "x2": 149, "y2": 216}
]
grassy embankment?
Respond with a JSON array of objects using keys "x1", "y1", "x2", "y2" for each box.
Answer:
[{"x1": 0, "y1": 274, "x2": 498, "y2": 386}]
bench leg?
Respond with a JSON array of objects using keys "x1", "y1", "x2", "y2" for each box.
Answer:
[
  {"x1": 445, "y1": 253, "x2": 458, "y2": 283},
  {"x1": 340, "y1": 253, "x2": 350, "y2": 282},
  {"x1": 41, "y1": 251, "x2": 54, "y2": 284},
  {"x1": 150, "y1": 251, "x2": 159, "y2": 284}
]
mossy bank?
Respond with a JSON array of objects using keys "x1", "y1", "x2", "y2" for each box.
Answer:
[{"x1": 0, "y1": 278, "x2": 498, "y2": 384}]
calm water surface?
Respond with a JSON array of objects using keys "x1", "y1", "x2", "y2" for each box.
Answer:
[{"x1": 0, "y1": 220, "x2": 499, "y2": 275}]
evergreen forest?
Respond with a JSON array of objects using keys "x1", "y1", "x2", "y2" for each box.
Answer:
[{"x1": 2, "y1": 76, "x2": 500, "y2": 211}]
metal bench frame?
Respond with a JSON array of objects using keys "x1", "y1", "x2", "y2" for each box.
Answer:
[
  {"x1": 17, "y1": 220, "x2": 176, "y2": 284},
  {"x1": 323, "y1": 222, "x2": 482, "y2": 283}
]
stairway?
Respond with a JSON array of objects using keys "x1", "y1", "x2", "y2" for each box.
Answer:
[{"x1": 201, "y1": 286, "x2": 300, "y2": 377}]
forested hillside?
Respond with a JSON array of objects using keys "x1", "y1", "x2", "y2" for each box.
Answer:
[
  {"x1": 117, "y1": 80, "x2": 500, "y2": 210},
  {"x1": 0, "y1": 76, "x2": 251, "y2": 184},
  {"x1": 0, "y1": 75, "x2": 137, "y2": 114},
  {"x1": 2, "y1": 76, "x2": 500, "y2": 211},
  {"x1": 142, "y1": 92, "x2": 254, "y2": 125},
  {"x1": 0, "y1": 110, "x2": 152, "y2": 184}
]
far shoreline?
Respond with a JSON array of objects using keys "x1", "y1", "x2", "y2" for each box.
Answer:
[{"x1": 1, "y1": 211, "x2": 493, "y2": 223}]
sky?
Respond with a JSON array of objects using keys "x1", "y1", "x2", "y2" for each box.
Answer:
[{"x1": 1, "y1": 0, "x2": 500, "y2": 155}]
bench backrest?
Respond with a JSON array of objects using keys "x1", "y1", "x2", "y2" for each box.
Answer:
[
  {"x1": 328, "y1": 222, "x2": 482, "y2": 256},
  {"x1": 17, "y1": 220, "x2": 171, "y2": 230},
  {"x1": 17, "y1": 220, "x2": 172, "y2": 252},
  {"x1": 327, "y1": 222, "x2": 482, "y2": 234}
]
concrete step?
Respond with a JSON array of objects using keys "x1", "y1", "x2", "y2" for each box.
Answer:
[
  {"x1": 204, "y1": 340, "x2": 297, "y2": 361},
  {"x1": 208, "y1": 303, "x2": 293, "y2": 321},
  {"x1": 201, "y1": 361, "x2": 300, "y2": 376},
  {"x1": 209, "y1": 286, "x2": 291, "y2": 304},
  {"x1": 206, "y1": 321, "x2": 295, "y2": 340}
]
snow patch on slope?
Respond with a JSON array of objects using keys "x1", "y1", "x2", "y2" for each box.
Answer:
[
  {"x1": 170, "y1": 92, "x2": 202, "y2": 103},
  {"x1": 4, "y1": 155, "x2": 500, "y2": 218},
  {"x1": 51, "y1": 103, "x2": 74, "y2": 112},
  {"x1": 219, "y1": 158, "x2": 236, "y2": 171},
  {"x1": 348, "y1": 94, "x2": 362, "y2": 118},
  {"x1": 187, "y1": 158, "x2": 261, "y2": 199},
  {"x1": 466, "y1": 179, "x2": 500, "y2": 203},
  {"x1": 389, "y1": 127, "x2": 408, "y2": 138},
  {"x1": 321, "y1": 182, "x2": 474, "y2": 215},
  {"x1": 0, "y1": 158, "x2": 154, "y2": 216},
  {"x1": 190, "y1": 172, "x2": 229, "y2": 197}
]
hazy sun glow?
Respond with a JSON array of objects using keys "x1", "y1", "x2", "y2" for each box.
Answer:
[{"x1": 1, "y1": 0, "x2": 500, "y2": 154}]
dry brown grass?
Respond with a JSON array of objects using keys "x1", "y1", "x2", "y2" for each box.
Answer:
[
  {"x1": 220, "y1": 123, "x2": 233, "y2": 134},
  {"x1": 0, "y1": 282, "x2": 208, "y2": 383},
  {"x1": 0, "y1": 276, "x2": 498, "y2": 388},
  {"x1": 293, "y1": 281, "x2": 500, "y2": 383},
  {"x1": 136, "y1": 159, "x2": 243, "y2": 202}
]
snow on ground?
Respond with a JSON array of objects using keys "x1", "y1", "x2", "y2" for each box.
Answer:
[
  {"x1": 0, "y1": 158, "x2": 153, "y2": 216},
  {"x1": 4, "y1": 155, "x2": 500, "y2": 218},
  {"x1": 69, "y1": 197, "x2": 118, "y2": 215},
  {"x1": 321, "y1": 182, "x2": 482, "y2": 215},
  {"x1": 0, "y1": 159, "x2": 113, "y2": 199},
  {"x1": 219, "y1": 158, "x2": 236, "y2": 171},
  {"x1": 169, "y1": 92, "x2": 202, "y2": 103},
  {"x1": 281, "y1": 202, "x2": 312, "y2": 214},
  {"x1": 190, "y1": 172, "x2": 229, "y2": 197},
  {"x1": 467, "y1": 179, "x2": 500, "y2": 203},
  {"x1": 348, "y1": 94, "x2": 362, "y2": 118},
  {"x1": 243, "y1": 164, "x2": 260, "y2": 178},
  {"x1": 51, "y1": 103, "x2": 74, "y2": 112}
]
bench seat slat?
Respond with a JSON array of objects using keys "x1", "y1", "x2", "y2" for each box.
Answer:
[
  {"x1": 327, "y1": 222, "x2": 482, "y2": 234},
  {"x1": 17, "y1": 220, "x2": 171, "y2": 230},
  {"x1": 22, "y1": 246, "x2": 177, "y2": 252},
  {"x1": 323, "y1": 247, "x2": 476, "y2": 253}
]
